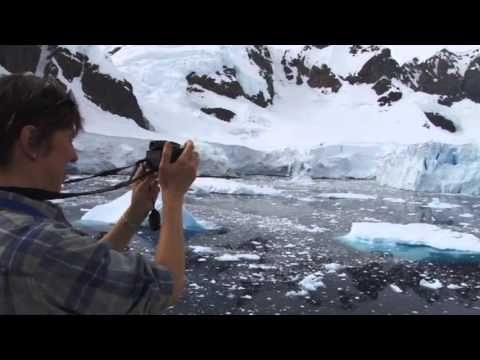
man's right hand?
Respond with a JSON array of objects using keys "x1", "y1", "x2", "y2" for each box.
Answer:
[{"x1": 157, "y1": 140, "x2": 199, "y2": 200}]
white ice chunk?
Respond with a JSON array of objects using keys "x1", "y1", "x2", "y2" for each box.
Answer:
[
  {"x1": 324, "y1": 263, "x2": 346, "y2": 273},
  {"x1": 190, "y1": 246, "x2": 216, "y2": 255},
  {"x1": 341, "y1": 222, "x2": 480, "y2": 252},
  {"x1": 191, "y1": 178, "x2": 282, "y2": 196},
  {"x1": 214, "y1": 253, "x2": 261, "y2": 262},
  {"x1": 81, "y1": 190, "x2": 212, "y2": 232},
  {"x1": 298, "y1": 272, "x2": 326, "y2": 291},
  {"x1": 419, "y1": 279, "x2": 443, "y2": 290},
  {"x1": 390, "y1": 284, "x2": 404, "y2": 293},
  {"x1": 425, "y1": 198, "x2": 461, "y2": 209},
  {"x1": 383, "y1": 198, "x2": 407, "y2": 203}
]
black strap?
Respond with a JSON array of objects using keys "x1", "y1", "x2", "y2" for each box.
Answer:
[
  {"x1": 0, "y1": 168, "x2": 155, "y2": 201},
  {"x1": 63, "y1": 160, "x2": 144, "y2": 184}
]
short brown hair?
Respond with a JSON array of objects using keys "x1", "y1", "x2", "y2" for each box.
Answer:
[{"x1": 0, "y1": 73, "x2": 83, "y2": 166}]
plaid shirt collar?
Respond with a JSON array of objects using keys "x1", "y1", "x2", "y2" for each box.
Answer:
[{"x1": 0, "y1": 190, "x2": 68, "y2": 223}]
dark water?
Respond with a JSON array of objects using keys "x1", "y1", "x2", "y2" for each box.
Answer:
[{"x1": 61, "y1": 175, "x2": 480, "y2": 315}]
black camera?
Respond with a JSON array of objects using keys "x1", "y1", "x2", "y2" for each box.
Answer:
[{"x1": 145, "y1": 141, "x2": 185, "y2": 170}]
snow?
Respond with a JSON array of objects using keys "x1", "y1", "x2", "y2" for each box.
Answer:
[
  {"x1": 4, "y1": 45, "x2": 480, "y2": 158},
  {"x1": 299, "y1": 45, "x2": 383, "y2": 78},
  {"x1": 317, "y1": 193, "x2": 377, "y2": 200},
  {"x1": 69, "y1": 78, "x2": 160, "y2": 140},
  {"x1": 222, "y1": 45, "x2": 272, "y2": 99},
  {"x1": 419, "y1": 279, "x2": 443, "y2": 290},
  {"x1": 80, "y1": 190, "x2": 212, "y2": 232},
  {"x1": 59, "y1": 45, "x2": 126, "y2": 82},
  {"x1": 459, "y1": 213, "x2": 474, "y2": 218},
  {"x1": 340, "y1": 222, "x2": 480, "y2": 253},
  {"x1": 191, "y1": 177, "x2": 281, "y2": 196},
  {"x1": 5, "y1": 44, "x2": 480, "y2": 197},
  {"x1": 275, "y1": 45, "x2": 480, "y2": 66},
  {"x1": 386, "y1": 45, "x2": 480, "y2": 64},
  {"x1": 93, "y1": 45, "x2": 480, "y2": 154},
  {"x1": 33, "y1": 44, "x2": 479, "y2": 197},
  {"x1": 214, "y1": 253, "x2": 261, "y2": 261}
]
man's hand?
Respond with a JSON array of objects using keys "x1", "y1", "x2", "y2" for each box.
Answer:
[
  {"x1": 130, "y1": 164, "x2": 160, "y2": 223},
  {"x1": 157, "y1": 140, "x2": 199, "y2": 201},
  {"x1": 155, "y1": 140, "x2": 199, "y2": 304}
]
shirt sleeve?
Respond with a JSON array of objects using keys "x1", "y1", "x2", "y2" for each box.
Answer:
[{"x1": 31, "y1": 221, "x2": 174, "y2": 314}]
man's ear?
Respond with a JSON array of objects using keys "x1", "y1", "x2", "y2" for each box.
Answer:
[{"x1": 18, "y1": 125, "x2": 40, "y2": 161}]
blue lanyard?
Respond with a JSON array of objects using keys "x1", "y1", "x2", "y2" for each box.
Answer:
[{"x1": 0, "y1": 199, "x2": 48, "y2": 220}]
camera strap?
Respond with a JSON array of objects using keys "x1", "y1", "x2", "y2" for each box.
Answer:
[
  {"x1": 63, "y1": 160, "x2": 145, "y2": 184},
  {"x1": 0, "y1": 159, "x2": 154, "y2": 201}
]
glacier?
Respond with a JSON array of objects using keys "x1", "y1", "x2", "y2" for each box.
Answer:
[{"x1": 377, "y1": 142, "x2": 480, "y2": 196}]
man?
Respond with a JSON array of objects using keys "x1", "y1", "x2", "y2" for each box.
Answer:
[{"x1": 0, "y1": 73, "x2": 199, "y2": 314}]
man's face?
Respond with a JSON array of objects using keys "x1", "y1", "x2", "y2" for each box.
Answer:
[{"x1": 37, "y1": 128, "x2": 79, "y2": 192}]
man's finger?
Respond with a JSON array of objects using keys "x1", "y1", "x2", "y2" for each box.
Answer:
[
  {"x1": 133, "y1": 163, "x2": 146, "y2": 183},
  {"x1": 160, "y1": 142, "x2": 172, "y2": 167},
  {"x1": 179, "y1": 140, "x2": 194, "y2": 161}
]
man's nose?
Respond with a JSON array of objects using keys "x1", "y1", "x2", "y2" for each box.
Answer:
[{"x1": 71, "y1": 148, "x2": 79, "y2": 163}]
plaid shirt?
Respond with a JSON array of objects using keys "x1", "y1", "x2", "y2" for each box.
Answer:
[{"x1": 0, "y1": 190, "x2": 173, "y2": 314}]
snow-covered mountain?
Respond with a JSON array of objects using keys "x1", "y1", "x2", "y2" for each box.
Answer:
[
  {"x1": 103, "y1": 44, "x2": 480, "y2": 147},
  {"x1": 2, "y1": 45, "x2": 480, "y2": 195}
]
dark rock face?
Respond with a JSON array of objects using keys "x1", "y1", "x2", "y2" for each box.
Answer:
[
  {"x1": 400, "y1": 50, "x2": 480, "y2": 105},
  {"x1": 82, "y1": 62, "x2": 149, "y2": 129},
  {"x1": 200, "y1": 107, "x2": 236, "y2": 122},
  {"x1": 372, "y1": 78, "x2": 392, "y2": 95},
  {"x1": 281, "y1": 55, "x2": 294, "y2": 81},
  {"x1": 292, "y1": 57, "x2": 311, "y2": 85},
  {"x1": 416, "y1": 49, "x2": 464, "y2": 97},
  {"x1": 437, "y1": 93, "x2": 466, "y2": 107},
  {"x1": 109, "y1": 47, "x2": 122, "y2": 55},
  {"x1": 282, "y1": 47, "x2": 342, "y2": 92},
  {"x1": 281, "y1": 49, "x2": 312, "y2": 86},
  {"x1": 186, "y1": 47, "x2": 276, "y2": 109},
  {"x1": 0, "y1": 45, "x2": 150, "y2": 130},
  {"x1": 372, "y1": 78, "x2": 402, "y2": 106},
  {"x1": 307, "y1": 64, "x2": 342, "y2": 92},
  {"x1": 357, "y1": 48, "x2": 402, "y2": 84},
  {"x1": 349, "y1": 45, "x2": 381, "y2": 55},
  {"x1": 399, "y1": 58, "x2": 422, "y2": 90},
  {"x1": 187, "y1": 67, "x2": 244, "y2": 99},
  {"x1": 0, "y1": 45, "x2": 41, "y2": 73},
  {"x1": 463, "y1": 57, "x2": 480, "y2": 103},
  {"x1": 424, "y1": 112, "x2": 457, "y2": 133},
  {"x1": 245, "y1": 45, "x2": 275, "y2": 107},
  {"x1": 378, "y1": 91, "x2": 402, "y2": 107},
  {"x1": 46, "y1": 47, "x2": 86, "y2": 82}
]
